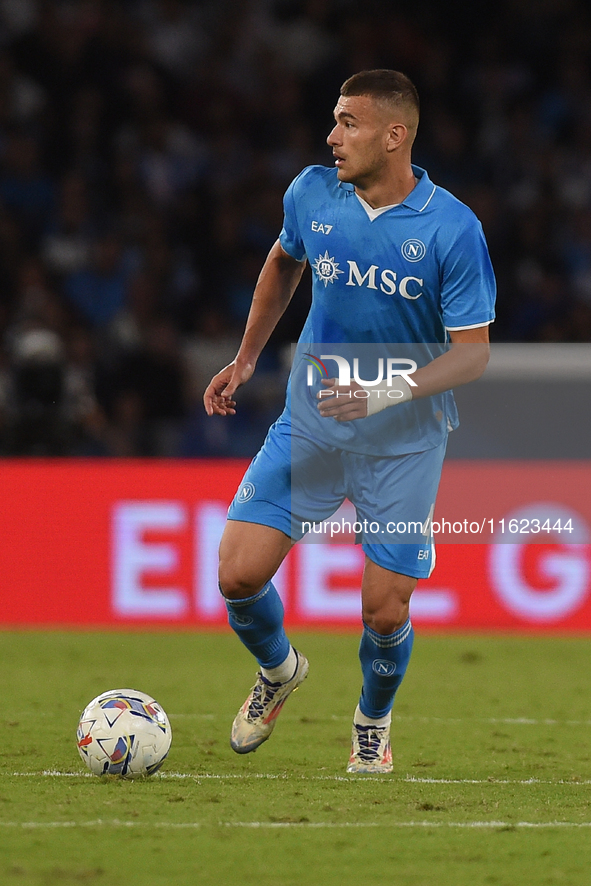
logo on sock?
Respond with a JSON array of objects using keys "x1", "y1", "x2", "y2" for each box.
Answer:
[
  {"x1": 372, "y1": 659, "x2": 397, "y2": 677},
  {"x1": 237, "y1": 482, "x2": 256, "y2": 503},
  {"x1": 230, "y1": 613, "x2": 254, "y2": 626}
]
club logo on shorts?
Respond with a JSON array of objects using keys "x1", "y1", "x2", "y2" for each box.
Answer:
[
  {"x1": 401, "y1": 238, "x2": 426, "y2": 262},
  {"x1": 312, "y1": 251, "x2": 344, "y2": 286},
  {"x1": 237, "y1": 482, "x2": 256, "y2": 503},
  {"x1": 372, "y1": 659, "x2": 397, "y2": 677}
]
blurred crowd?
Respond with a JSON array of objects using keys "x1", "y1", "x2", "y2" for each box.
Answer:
[{"x1": 0, "y1": 0, "x2": 590, "y2": 456}]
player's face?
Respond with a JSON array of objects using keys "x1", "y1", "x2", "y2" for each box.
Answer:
[{"x1": 327, "y1": 95, "x2": 392, "y2": 186}]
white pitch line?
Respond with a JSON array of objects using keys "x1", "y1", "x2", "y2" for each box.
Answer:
[
  {"x1": 0, "y1": 820, "x2": 200, "y2": 829},
  {"x1": 224, "y1": 821, "x2": 591, "y2": 830},
  {"x1": 402, "y1": 776, "x2": 591, "y2": 786},
  {"x1": 5, "y1": 713, "x2": 591, "y2": 727},
  {"x1": 156, "y1": 773, "x2": 591, "y2": 787},
  {"x1": 1, "y1": 820, "x2": 591, "y2": 830},
  {"x1": 328, "y1": 714, "x2": 591, "y2": 727},
  {"x1": 5, "y1": 771, "x2": 591, "y2": 787},
  {"x1": 390, "y1": 716, "x2": 591, "y2": 727},
  {"x1": 171, "y1": 714, "x2": 591, "y2": 726}
]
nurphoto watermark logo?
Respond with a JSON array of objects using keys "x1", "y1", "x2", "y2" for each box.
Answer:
[{"x1": 303, "y1": 352, "x2": 418, "y2": 401}]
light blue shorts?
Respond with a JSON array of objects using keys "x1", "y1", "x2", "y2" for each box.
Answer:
[{"x1": 227, "y1": 418, "x2": 447, "y2": 579}]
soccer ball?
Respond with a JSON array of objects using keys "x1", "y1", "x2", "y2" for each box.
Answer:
[{"x1": 77, "y1": 688, "x2": 172, "y2": 778}]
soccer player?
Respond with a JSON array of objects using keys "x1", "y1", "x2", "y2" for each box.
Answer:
[{"x1": 204, "y1": 70, "x2": 495, "y2": 773}]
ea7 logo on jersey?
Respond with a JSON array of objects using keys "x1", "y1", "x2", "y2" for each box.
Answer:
[{"x1": 311, "y1": 220, "x2": 333, "y2": 234}]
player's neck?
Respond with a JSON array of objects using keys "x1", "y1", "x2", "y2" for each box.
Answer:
[{"x1": 354, "y1": 164, "x2": 417, "y2": 210}]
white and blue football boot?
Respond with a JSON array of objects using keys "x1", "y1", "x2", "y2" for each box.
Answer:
[
  {"x1": 230, "y1": 650, "x2": 309, "y2": 754},
  {"x1": 347, "y1": 721, "x2": 393, "y2": 774}
]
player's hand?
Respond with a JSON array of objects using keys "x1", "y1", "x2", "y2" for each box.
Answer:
[
  {"x1": 316, "y1": 378, "x2": 369, "y2": 421},
  {"x1": 203, "y1": 360, "x2": 255, "y2": 416}
]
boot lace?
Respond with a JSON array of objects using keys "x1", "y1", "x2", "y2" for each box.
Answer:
[
  {"x1": 354, "y1": 724, "x2": 387, "y2": 762},
  {"x1": 246, "y1": 675, "x2": 281, "y2": 721}
]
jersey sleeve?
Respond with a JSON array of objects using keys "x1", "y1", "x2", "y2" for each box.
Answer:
[
  {"x1": 278, "y1": 170, "x2": 307, "y2": 262},
  {"x1": 439, "y1": 215, "x2": 496, "y2": 330}
]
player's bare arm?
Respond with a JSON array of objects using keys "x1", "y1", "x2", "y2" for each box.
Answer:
[
  {"x1": 203, "y1": 240, "x2": 306, "y2": 416},
  {"x1": 406, "y1": 325, "x2": 490, "y2": 396},
  {"x1": 317, "y1": 326, "x2": 490, "y2": 421}
]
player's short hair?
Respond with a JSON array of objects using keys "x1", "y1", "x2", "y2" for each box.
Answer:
[{"x1": 340, "y1": 69, "x2": 419, "y2": 136}]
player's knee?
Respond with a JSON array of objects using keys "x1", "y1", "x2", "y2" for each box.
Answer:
[
  {"x1": 218, "y1": 557, "x2": 266, "y2": 600},
  {"x1": 362, "y1": 599, "x2": 409, "y2": 635}
]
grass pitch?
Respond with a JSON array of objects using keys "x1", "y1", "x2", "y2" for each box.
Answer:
[{"x1": 1, "y1": 630, "x2": 591, "y2": 885}]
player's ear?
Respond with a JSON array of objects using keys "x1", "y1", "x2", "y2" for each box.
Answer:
[{"x1": 386, "y1": 123, "x2": 408, "y2": 152}]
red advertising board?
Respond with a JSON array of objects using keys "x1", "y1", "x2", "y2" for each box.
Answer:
[{"x1": 0, "y1": 460, "x2": 590, "y2": 631}]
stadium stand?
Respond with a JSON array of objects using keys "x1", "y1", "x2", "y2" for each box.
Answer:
[{"x1": 0, "y1": 0, "x2": 590, "y2": 455}]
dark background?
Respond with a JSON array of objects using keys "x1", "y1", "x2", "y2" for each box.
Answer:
[{"x1": 0, "y1": 0, "x2": 589, "y2": 457}]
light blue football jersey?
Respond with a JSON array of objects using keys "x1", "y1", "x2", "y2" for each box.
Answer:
[{"x1": 278, "y1": 164, "x2": 496, "y2": 456}]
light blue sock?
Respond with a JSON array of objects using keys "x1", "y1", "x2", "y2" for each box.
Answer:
[
  {"x1": 358, "y1": 619, "x2": 414, "y2": 719},
  {"x1": 224, "y1": 581, "x2": 290, "y2": 669}
]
